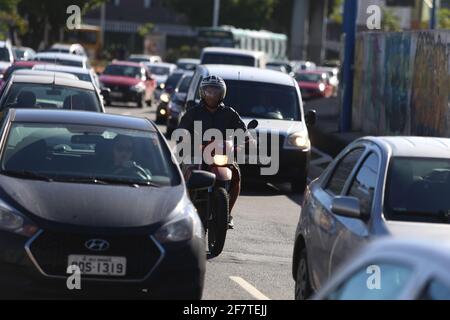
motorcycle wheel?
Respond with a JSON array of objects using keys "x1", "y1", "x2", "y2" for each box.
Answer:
[{"x1": 207, "y1": 187, "x2": 229, "y2": 258}]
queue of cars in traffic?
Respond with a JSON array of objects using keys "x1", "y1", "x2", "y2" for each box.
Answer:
[{"x1": 0, "y1": 40, "x2": 449, "y2": 301}]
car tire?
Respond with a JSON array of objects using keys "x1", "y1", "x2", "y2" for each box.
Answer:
[
  {"x1": 295, "y1": 248, "x2": 313, "y2": 300},
  {"x1": 291, "y1": 171, "x2": 307, "y2": 194},
  {"x1": 207, "y1": 187, "x2": 229, "y2": 258}
]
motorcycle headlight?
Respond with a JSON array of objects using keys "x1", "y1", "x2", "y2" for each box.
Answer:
[
  {"x1": 154, "y1": 201, "x2": 203, "y2": 243},
  {"x1": 131, "y1": 83, "x2": 146, "y2": 92},
  {"x1": 0, "y1": 199, "x2": 37, "y2": 237},
  {"x1": 159, "y1": 83, "x2": 165, "y2": 90},
  {"x1": 160, "y1": 93, "x2": 170, "y2": 103},
  {"x1": 319, "y1": 83, "x2": 326, "y2": 92},
  {"x1": 213, "y1": 154, "x2": 229, "y2": 166},
  {"x1": 286, "y1": 132, "x2": 311, "y2": 150}
]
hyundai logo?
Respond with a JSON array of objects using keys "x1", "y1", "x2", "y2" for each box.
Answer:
[{"x1": 85, "y1": 239, "x2": 110, "y2": 251}]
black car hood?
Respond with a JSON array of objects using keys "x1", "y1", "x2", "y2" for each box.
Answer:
[{"x1": 0, "y1": 175, "x2": 185, "y2": 229}]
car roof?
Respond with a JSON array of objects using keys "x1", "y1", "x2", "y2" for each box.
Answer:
[
  {"x1": 33, "y1": 64, "x2": 90, "y2": 74},
  {"x1": 177, "y1": 58, "x2": 200, "y2": 64},
  {"x1": 9, "y1": 109, "x2": 156, "y2": 132},
  {"x1": 202, "y1": 47, "x2": 265, "y2": 57},
  {"x1": 110, "y1": 60, "x2": 143, "y2": 67},
  {"x1": 11, "y1": 74, "x2": 95, "y2": 90},
  {"x1": 145, "y1": 62, "x2": 176, "y2": 68},
  {"x1": 359, "y1": 238, "x2": 450, "y2": 266},
  {"x1": 13, "y1": 70, "x2": 79, "y2": 80},
  {"x1": 199, "y1": 64, "x2": 296, "y2": 86},
  {"x1": 362, "y1": 136, "x2": 450, "y2": 159},
  {"x1": 35, "y1": 52, "x2": 86, "y2": 62}
]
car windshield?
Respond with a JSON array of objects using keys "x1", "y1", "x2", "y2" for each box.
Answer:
[
  {"x1": 165, "y1": 73, "x2": 183, "y2": 90},
  {"x1": 223, "y1": 80, "x2": 300, "y2": 121},
  {"x1": 103, "y1": 65, "x2": 142, "y2": 78},
  {"x1": 2, "y1": 83, "x2": 101, "y2": 112},
  {"x1": 177, "y1": 63, "x2": 197, "y2": 71},
  {"x1": 202, "y1": 53, "x2": 255, "y2": 67},
  {"x1": 384, "y1": 157, "x2": 450, "y2": 224},
  {"x1": 0, "y1": 47, "x2": 11, "y2": 62},
  {"x1": 149, "y1": 66, "x2": 170, "y2": 76},
  {"x1": 0, "y1": 123, "x2": 180, "y2": 187},
  {"x1": 295, "y1": 73, "x2": 323, "y2": 83},
  {"x1": 177, "y1": 76, "x2": 192, "y2": 93}
]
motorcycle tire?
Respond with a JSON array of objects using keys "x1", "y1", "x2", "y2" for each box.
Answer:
[{"x1": 207, "y1": 187, "x2": 229, "y2": 258}]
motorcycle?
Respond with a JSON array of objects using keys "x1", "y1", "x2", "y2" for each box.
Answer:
[{"x1": 188, "y1": 120, "x2": 258, "y2": 257}]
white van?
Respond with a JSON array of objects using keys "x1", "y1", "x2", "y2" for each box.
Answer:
[{"x1": 200, "y1": 47, "x2": 267, "y2": 68}]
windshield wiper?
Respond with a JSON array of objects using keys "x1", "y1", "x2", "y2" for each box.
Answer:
[
  {"x1": 57, "y1": 176, "x2": 161, "y2": 188},
  {"x1": 1, "y1": 170, "x2": 53, "y2": 182}
]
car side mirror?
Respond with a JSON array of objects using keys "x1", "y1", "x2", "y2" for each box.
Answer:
[
  {"x1": 247, "y1": 119, "x2": 258, "y2": 130},
  {"x1": 331, "y1": 196, "x2": 367, "y2": 220},
  {"x1": 186, "y1": 170, "x2": 215, "y2": 190},
  {"x1": 186, "y1": 100, "x2": 196, "y2": 110},
  {"x1": 305, "y1": 110, "x2": 317, "y2": 127},
  {"x1": 100, "y1": 87, "x2": 111, "y2": 96}
]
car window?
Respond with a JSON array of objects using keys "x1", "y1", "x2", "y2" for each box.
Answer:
[
  {"x1": 1, "y1": 123, "x2": 181, "y2": 187},
  {"x1": 347, "y1": 153, "x2": 379, "y2": 217},
  {"x1": 384, "y1": 157, "x2": 450, "y2": 224},
  {"x1": 325, "y1": 262, "x2": 413, "y2": 300},
  {"x1": 2, "y1": 83, "x2": 101, "y2": 112},
  {"x1": 202, "y1": 53, "x2": 255, "y2": 67},
  {"x1": 0, "y1": 47, "x2": 12, "y2": 62},
  {"x1": 325, "y1": 148, "x2": 365, "y2": 195},
  {"x1": 103, "y1": 65, "x2": 141, "y2": 78},
  {"x1": 165, "y1": 73, "x2": 183, "y2": 91},
  {"x1": 419, "y1": 279, "x2": 450, "y2": 300},
  {"x1": 224, "y1": 80, "x2": 301, "y2": 121},
  {"x1": 177, "y1": 76, "x2": 192, "y2": 93}
]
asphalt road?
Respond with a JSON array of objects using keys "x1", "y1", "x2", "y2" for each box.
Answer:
[{"x1": 105, "y1": 103, "x2": 327, "y2": 300}]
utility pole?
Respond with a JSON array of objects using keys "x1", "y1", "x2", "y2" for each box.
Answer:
[
  {"x1": 430, "y1": 0, "x2": 439, "y2": 29},
  {"x1": 340, "y1": 0, "x2": 358, "y2": 133},
  {"x1": 213, "y1": 0, "x2": 220, "y2": 27}
]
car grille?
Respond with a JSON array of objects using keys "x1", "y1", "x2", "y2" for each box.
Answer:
[
  {"x1": 104, "y1": 84, "x2": 132, "y2": 94},
  {"x1": 27, "y1": 230, "x2": 163, "y2": 280}
]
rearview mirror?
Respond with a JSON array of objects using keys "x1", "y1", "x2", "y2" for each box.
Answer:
[
  {"x1": 186, "y1": 170, "x2": 216, "y2": 190},
  {"x1": 331, "y1": 196, "x2": 367, "y2": 220},
  {"x1": 305, "y1": 110, "x2": 317, "y2": 126}
]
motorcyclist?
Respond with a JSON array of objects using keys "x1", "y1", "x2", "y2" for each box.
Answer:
[{"x1": 177, "y1": 75, "x2": 249, "y2": 229}]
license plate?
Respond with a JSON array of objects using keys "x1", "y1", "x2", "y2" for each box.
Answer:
[
  {"x1": 67, "y1": 255, "x2": 126, "y2": 276},
  {"x1": 110, "y1": 91, "x2": 123, "y2": 98}
]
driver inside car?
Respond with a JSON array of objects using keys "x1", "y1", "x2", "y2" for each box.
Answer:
[{"x1": 110, "y1": 135, "x2": 150, "y2": 180}]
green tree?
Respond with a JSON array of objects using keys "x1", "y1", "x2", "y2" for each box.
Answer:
[
  {"x1": 0, "y1": 0, "x2": 28, "y2": 42},
  {"x1": 438, "y1": 8, "x2": 450, "y2": 29}
]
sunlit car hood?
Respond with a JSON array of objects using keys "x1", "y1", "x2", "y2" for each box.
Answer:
[
  {"x1": 385, "y1": 220, "x2": 450, "y2": 242},
  {"x1": 99, "y1": 75, "x2": 141, "y2": 87},
  {"x1": 243, "y1": 118, "x2": 306, "y2": 135},
  {"x1": 0, "y1": 175, "x2": 184, "y2": 228}
]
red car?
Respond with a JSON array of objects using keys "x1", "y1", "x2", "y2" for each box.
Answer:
[
  {"x1": 99, "y1": 61, "x2": 156, "y2": 108},
  {"x1": 0, "y1": 60, "x2": 46, "y2": 90},
  {"x1": 295, "y1": 71, "x2": 334, "y2": 100}
]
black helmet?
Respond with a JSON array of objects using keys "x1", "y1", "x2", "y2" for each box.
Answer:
[{"x1": 199, "y1": 75, "x2": 227, "y2": 101}]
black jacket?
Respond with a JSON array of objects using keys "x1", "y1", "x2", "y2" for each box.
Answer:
[{"x1": 178, "y1": 101, "x2": 247, "y2": 140}]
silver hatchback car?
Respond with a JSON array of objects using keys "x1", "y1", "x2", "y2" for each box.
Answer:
[{"x1": 293, "y1": 136, "x2": 450, "y2": 299}]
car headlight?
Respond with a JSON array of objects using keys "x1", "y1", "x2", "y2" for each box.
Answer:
[
  {"x1": 131, "y1": 83, "x2": 146, "y2": 92},
  {"x1": 154, "y1": 201, "x2": 203, "y2": 243},
  {"x1": 213, "y1": 154, "x2": 228, "y2": 166},
  {"x1": 319, "y1": 83, "x2": 326, "y2": 92},
  {"x1": 0, "y1": 199, "x2": 37, "y2": 237},
  {"x1": 160, "y1": 93, "x2": 170, "y2": 103},
  {"x1": 159, "y1": 83, "x2": 165, "y2": 90},
  {"x1": 286, "y1": 132, "x2": 311, "y2": 150}
]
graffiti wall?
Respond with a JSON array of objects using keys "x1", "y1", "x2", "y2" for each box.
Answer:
[{"x1": 352, "y1": 31, "x2": 450, "y2": 137}]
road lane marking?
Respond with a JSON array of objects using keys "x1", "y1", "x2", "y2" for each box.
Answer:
[{"x1": 229, "y1": 276, "x2": 271, "y2": 300}]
